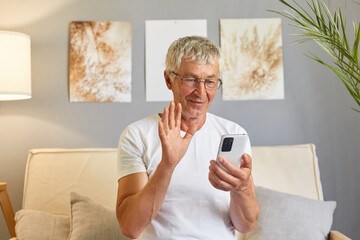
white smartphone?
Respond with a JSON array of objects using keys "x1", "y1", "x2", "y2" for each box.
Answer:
[{"x1": 216, "y1": 134, "x2": 249, "y2": 172}]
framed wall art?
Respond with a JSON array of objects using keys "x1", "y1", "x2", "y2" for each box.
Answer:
[
  {"x1": 145, "y1": 19, "x2": 207, "y2": 102},
  {"x1": 220, "y1": 18, "x2": 284, "y2": 100},
  {"x1": 69, "y1": 21, "x2": 132, "y2": 102}
]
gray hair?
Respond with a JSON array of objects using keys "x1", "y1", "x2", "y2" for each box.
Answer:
[{"x1": 165, "y1": 36, "x2": 222, "y2": 77}]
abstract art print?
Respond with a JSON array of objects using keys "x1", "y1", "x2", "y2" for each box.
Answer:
[
  {"x1": 145, "y1": 19, "x2": 207, "y2": 102},
  {"x1": 220, "y1": 18, "x2": 284, "y2": 100},
  {"x1": 69, "y1": 21, "x2": 131, "y2": 102}
]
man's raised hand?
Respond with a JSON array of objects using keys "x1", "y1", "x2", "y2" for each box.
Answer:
[{"x1": 158, "y1": 102, "x2": 196, "y2": 169}]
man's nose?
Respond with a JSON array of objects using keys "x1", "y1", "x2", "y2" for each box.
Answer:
[{"x1": 195, "y1": 80, "x2": 207, "y2": 94}]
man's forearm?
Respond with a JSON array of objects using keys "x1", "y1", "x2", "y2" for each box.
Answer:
[
  {"x1": 117, "y1": 160, "x2": 175, "y2": 239},
  {"x1": 229, "y1": 178, "x2": 260, "y2": 234}
]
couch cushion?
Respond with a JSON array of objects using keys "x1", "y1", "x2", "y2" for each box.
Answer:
[
  {"x1": 245, "y1": 186, "x2": 336, "y2": 240},
  {"x1": 15, "y1": 209, "x2": 70, "y2": 240},
  {"x1": 22, "y1": 148, "x2": 118, "y2": 215},
  {"x1": 251, "y1": 144, "x2": 323, "y2": 200},
  {"x1": 68, "y1": 192, "x2": 129, "y2": 240}
]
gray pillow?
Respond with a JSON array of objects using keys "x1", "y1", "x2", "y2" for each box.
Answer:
[
  {"x1": 245, "y1": 186, "x2": 336, "y2": 240},
  {"x1": 15, "y1": 209, "x2": 70, "y2": 240},
  {"x1": 68, "y1": 192, "x2": 129, "y2": 240}
]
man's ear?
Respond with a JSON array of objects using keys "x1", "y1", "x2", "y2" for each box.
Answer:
[{"x1": 164, "y1": 71, "x2": 172, "y2": 90}]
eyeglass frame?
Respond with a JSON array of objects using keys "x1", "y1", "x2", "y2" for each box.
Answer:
[{"x1": 171, "y1": 71, "x2": 222, "y2": 90}]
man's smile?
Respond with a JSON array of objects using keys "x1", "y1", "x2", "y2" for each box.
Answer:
[{"x1": 188, "y1": 99, "x2": 206, "y2": 106}]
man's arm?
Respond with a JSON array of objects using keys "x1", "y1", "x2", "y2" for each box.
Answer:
[
  {"x1": 208, "y1": 154, "x2": 260, "y2": 233},
  {"x1": 116, "y1": 102, "x2": 196, "y2": 239},
  {"x1": 116, "y1": 162, "x2": 175, "y2": 239}
]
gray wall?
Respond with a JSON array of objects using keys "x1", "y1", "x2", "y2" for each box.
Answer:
[{"x1": 1, "y1": 0, "x2": 359, "y2": 239}]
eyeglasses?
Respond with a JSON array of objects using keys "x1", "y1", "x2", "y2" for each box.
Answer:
[{"x1": 172, "y1": 72, "x2": 222, "y2": 90}]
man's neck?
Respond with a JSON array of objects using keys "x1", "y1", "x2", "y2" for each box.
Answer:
[
  {"x1": 157, "y1": 113, "x2": 207, "y2": 133},
  {"x1": 180, "y1": 114, "x2": 206, "y2": 133}
]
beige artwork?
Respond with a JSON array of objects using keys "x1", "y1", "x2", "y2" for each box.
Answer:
[
  {"x1": 69, "y1": 21, "x2": 131, "y2": 102},
  {"x1": 220, "y1": 18, "x2": 284, "y2": 100}
]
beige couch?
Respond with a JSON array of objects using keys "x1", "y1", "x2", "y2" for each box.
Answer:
[{"x1": 0, "y1": 144, "x2": 350, "y2": 239}]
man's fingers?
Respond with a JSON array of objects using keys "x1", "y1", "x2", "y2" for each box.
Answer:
[
  {"x1": 183, "y1": 119, "x2": 197, "y2": 142},
  {"x1": 169, "y1": 101, "x2": 175, "y2": 129},
  {"x1": 213, "y1": 157, "x2": 251, "y2": 189},
  {"x1": 175, "y1": 103, "x2": 182, "y2": 128},
  {"x1": 162, "y1": 107, "x2": 169, "y2": 134},
  {"x1": 214, "y1": 157, "x2": 243, "y2": 184},
  {"x1": 158, "y1": 121, "x2": 165, "y2": 140},
  {"x1": 217, "y1": 156, "x2": 241, "y2": 176},
  {"x1": 209, "y1": 163, "x2": 231, "y2": 191},
  {"x1": 209, "y1": 175, "x2": 228, "y2": 191},
  {"x1": 241, "y1": 153, "x2": 252, "y2": 170},
  {"x1": 187, "y1": 120, "x2": 198, "y2": 135}
]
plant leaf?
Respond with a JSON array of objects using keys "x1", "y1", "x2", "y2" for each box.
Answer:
[{"x1": 268, "y1": 0, "x2": 360, "y2": 113}]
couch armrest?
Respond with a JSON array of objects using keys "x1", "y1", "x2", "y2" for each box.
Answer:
[
  {"x1": 0, "y1": 182, "x2": 16, "y2": 238},
  {"x1": 329, "y1": 230, "x2": 352, "y2": 240}
]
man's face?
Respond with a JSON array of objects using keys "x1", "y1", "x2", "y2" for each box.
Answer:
[{"x1": 165, "y1": 57, "x2": 219, "y2": 121}]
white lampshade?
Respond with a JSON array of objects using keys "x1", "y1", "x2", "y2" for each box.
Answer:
[{"x1": 0, "y1": 31, "x2": 31, "y2": 101}]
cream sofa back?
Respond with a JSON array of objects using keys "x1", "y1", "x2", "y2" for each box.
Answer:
[
  {"x1": 22, "y1": 148, "x2": 118, "y2": 215},
  {"x1": 22, "y1": 144, "x2": 323, "y2": 216},
  {"x1": 252, "y1": 144, "x2": 323, "y2": 200}
]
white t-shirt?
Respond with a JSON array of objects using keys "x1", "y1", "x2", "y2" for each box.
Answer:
[{"x1": 117, "y1": 112, "x2": 251, "y2": 240}]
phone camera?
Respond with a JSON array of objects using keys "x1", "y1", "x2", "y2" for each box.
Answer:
[{"x1": 221, "y1": 137, "x2": 234, "y2": 152}]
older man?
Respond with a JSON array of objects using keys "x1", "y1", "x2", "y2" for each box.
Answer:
[{"x1": 116, "y1": 36, "x2": 259, "y2": 239}]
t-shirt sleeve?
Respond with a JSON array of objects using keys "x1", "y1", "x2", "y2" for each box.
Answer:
[{"x1": 117, "y1": 126, "x2": 147, "y2": 180}]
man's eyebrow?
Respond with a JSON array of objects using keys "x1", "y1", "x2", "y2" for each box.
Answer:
[
  {"x1": 182, "y1": 72, "x2": 218, "y2": 78},
  {"x1": 181, "y1": 72, "x2": 197, "y2": 77}
]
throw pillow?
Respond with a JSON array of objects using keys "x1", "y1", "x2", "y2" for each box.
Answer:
[
  {"x1": 245, "y1": 186, "x2": 336, "y2": 240},
  {"x1": 68, "y1": 192, "x2": 129, "y2": 240},
  {"x1": 15, "y1": 209, "x2": 70, "y2": 240}
]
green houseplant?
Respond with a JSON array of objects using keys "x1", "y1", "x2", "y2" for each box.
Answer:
[{"x1": 269, "y1": 0, "x2": 360, "y2": 112}]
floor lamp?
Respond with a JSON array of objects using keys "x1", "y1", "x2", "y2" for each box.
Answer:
[{"x1": 0, "y1": 30, "x2": 32, "y2": 238}]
